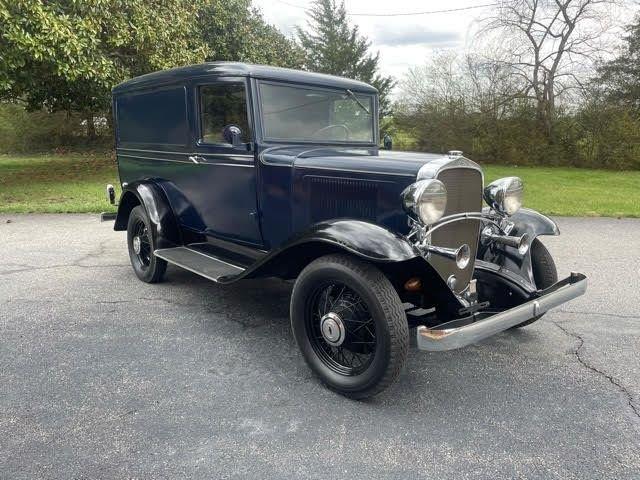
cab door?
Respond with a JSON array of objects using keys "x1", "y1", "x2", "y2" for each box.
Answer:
[{"x1": 185, "y1": 77, "x2": 263, "y2": 247}]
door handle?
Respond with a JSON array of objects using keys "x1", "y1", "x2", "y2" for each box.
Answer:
[{"x1": 188, "y1": 155, "x2": 205, "y2": 164}]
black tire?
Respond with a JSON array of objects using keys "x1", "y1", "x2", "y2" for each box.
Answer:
[
  {"x1": 290, "y1": 254, "x2": 409, "y2": 399},
  {"x1": 126, "y1": 205, "x2": 167, "y2": 283},
  {"x1": 512, "y1": 238, "x2": 558, "y2": 328}
]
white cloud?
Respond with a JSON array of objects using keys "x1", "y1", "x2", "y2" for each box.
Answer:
[
  {"x1": 373, "y1": 25, "x2": 460, "y2": 47},
  {"x1": 252, "y1": 0, "x2": 637, "y2": 90},
  {"x1": 253, "y1": 0, "x2": 488, "y2": 83}
]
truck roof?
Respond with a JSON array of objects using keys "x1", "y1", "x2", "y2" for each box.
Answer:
[{"x1": 112, "y1": 62, "x2": 378, "y2": 95}]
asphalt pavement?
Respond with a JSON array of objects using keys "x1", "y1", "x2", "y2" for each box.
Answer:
[{"x1": 1, "y1": 214, "x2": 639, "y2": 479}]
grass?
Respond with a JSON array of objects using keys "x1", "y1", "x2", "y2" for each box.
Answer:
[
  {"x1": 0, "y1": 153, "x2": 119, "y2": 214},
  {"x1": 0, "y1": 153, "x2": 638, "y2": 217},
  {"x1": 483, "y1": 165, "x2": 640, "y2": 218}
]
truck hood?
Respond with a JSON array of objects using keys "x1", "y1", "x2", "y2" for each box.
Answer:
[{"x1": 260, "y1": 146, "x2": 461, "y2": 180}]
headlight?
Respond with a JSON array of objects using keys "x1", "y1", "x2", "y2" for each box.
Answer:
[
  {"x1": 401, "y1": 179, "x2": 447, "y2": 225},
  {"x1": 483, "y1": 177, "x2": 523, "y2": 215}
]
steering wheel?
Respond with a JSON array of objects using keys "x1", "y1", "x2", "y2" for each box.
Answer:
[{"x1": 311, "y1": 124, "x2": 351, "y2": 140}]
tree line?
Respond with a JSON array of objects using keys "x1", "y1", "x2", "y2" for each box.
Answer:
[
  {"x1": 1, "y1": 0, "x2": 639, "y2": 170},
  {"x1": 0, "y1": 0, "x2": 392, "y2": 145},
  {"x1": 392, "y1": 0, "x2": 640, "y2": 170}
]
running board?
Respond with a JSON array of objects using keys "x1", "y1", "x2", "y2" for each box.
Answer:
[{"x1": 154, "y1": 247, "x2": 244, "y2": 282}]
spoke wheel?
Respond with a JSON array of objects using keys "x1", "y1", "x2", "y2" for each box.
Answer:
[
  {"x1": 291, "y1": 254, "x2": 409, "y2": 399},
  {"x1": 307, "y1": 282, "x2": 377, "y2": 376},
  {"x1": 131, "y1": 218, "x2": 152, "y2": 270},
  {"x1": 126, "y1": 205, "x2": 167, "y2": 283}
]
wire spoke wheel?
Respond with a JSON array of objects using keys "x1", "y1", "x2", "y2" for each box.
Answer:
[
  {"x1": 126, "y1": 205, "x2": 167, "y2": 284},
  {"x1": 291, "y1": 254, "x2": 409, "y2": 398},
  {"x1": 305, "y1": 281, "x2": 377, "y2": 376},
  {"x1": 131, "y1": 218, "x2": 152, "y2": 269}
]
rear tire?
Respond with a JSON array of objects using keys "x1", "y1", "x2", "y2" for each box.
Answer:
[
  {"x1": 512, "y1": 238, "x2": 557, "y2": 328},
  {"x1": 126, "y1": 205, "x2": 167, "y2": 283},
  {"x1": 290, "y1": 254, "x2": 409, "y2": 399}
]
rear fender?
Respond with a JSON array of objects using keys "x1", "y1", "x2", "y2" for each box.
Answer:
[
  {"x1": 113, "y1": 181, "x2": 181, "y2": 249},
  {"x1": 478, "y1": 207, "x2": 559, "y2": 285}
]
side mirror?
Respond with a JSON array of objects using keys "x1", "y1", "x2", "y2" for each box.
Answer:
[{"x1": 222, "y1": 124, "x2": 243, "y2": 147}]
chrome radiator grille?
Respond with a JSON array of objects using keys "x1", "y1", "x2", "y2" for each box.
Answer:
[{"x1": 429, "y1": 168, "x2": 483, "y2": 293}]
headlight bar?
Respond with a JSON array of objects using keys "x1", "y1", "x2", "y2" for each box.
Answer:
[
  {"x1": 408, "y1": 211, "x2": 504, "y2": 239},
  {"x1": 407, "y1": 210, "x2": 528, "y2": 255}
]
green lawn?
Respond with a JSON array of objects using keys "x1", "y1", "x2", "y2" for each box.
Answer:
[
  {"x1": 0, "y1": 153, "x2": 119, "y2": 214},
  {"x1": 484, "y1": 165, "x2": 640, "y2": 218},
  {"x1": 0, "y1": 153, "x2": 638, "y2": 217}
]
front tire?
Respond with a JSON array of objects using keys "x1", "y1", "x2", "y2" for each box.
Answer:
[
  {"x1": 290, "y1": 254, "x2": 409, "y2": 399},
  {"x1": 126, "y1": 205, "x2": 167, "y2": 283},
  {"x1": 513, "y1": 238, "x2": 558, "y2": 328}
]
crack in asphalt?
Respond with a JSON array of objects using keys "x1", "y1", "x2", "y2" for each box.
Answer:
[
  {"x1": 558, "y1": 309, "x2": 640, "y2": 320},
  {"x1": 100, "y1": 297, "x2": 284, "y2": 329},
  {"x1": 0, "y1": 240, "x2": 128, "y2": 276},
  {"x1": 3, "y1": 296, "x2": 280, "y2": 330},
  {"x1": 74, "y1": 239, "x2": 112, "y2": 264},
  {"x1": 96, "y1": 297, "x2": 221, "y2": 309},
  {"x1": 5, "y1": 296, "x2": 229, "y2": 309},
  {"x1": 553, "y1": 321, "x2": 640, "y2": 421},
  {"x1": 0, "y1": 263, "x2": 130, "y2": 275}
]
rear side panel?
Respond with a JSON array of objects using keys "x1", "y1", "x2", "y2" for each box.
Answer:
[{"x1": 113, "y1": 77, "x2": 263, "y2": 247}]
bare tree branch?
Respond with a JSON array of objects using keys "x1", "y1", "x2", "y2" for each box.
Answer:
[{"x1": 477, "y1": 0, "x2": 620, "y2": 136}]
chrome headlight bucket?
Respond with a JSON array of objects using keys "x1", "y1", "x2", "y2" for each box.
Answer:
[
  {"x1": 402, "y1": 179, "x2": 447, "y2": 225},
  {"x1": 483, "y1": 176, "x2": 523, "y2": 215}
]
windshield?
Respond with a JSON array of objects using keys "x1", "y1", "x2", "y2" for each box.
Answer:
[{"x1": 258, "y1": 82, "x2": 375, "y2": 143}]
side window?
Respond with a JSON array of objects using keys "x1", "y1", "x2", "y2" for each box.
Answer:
[
  {"x1": 116, "y1": 87, "x2": 188, "y2": 146},
  {"x1": 199, "y1": 83, "x2": 250, "y2": 145}
]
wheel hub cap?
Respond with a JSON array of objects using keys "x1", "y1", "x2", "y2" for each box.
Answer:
[
  {"x1": 320, "y1": 312, "x2": 346, "y2": 347},
  {"x1": 133, "y1": 235, "x2": 141, "y2": 255}
]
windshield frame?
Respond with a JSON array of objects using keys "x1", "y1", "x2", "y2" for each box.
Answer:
[{"x1": 255, "y1": 80, "x2": 379, "y2": 147}]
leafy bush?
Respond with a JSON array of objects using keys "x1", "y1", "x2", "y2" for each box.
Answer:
[
  {"x1": 394, "y1": 100, "x2": 640, "y2": 170},
  {"x1": 0, "y1": 103, "x2": 111, "y2": 153},
  {"x1": 574, "y1": 102, "x2": 640, "y2": 170}
]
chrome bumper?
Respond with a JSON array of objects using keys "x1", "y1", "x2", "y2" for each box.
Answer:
[{"x1": 417, "y1": 272, "x2": 587, "y2": 351}]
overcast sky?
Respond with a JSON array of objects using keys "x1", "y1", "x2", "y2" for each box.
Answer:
[
  {"x1": 253, "y1": 0, "x2": 637, "y2": 92},
  {"x1": 253, "y1": 0, "x2": 498, "y2": 81}
]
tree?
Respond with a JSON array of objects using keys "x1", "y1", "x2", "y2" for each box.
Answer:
[
  {"x1": 296, "y1": 0, "x2": 395, "y2": 115},
  {"x1": 596, "y1": 15, "x2": 640, "y2": 109},
  {"x1": 480, "y1": 0, "x2": 618, "y2": 137},
  {"x1": 0, "y1": 0, "x2": 302, "y2": 138},
  {"x1": 0, "y1": 0, "x2": 208, "y2": 137},
  {"x1": 396, "y1": 51, "x2": 524, "y2": 154},
  {"x1": 199, "y1": 0, "x2": 303, "y2": 68}
]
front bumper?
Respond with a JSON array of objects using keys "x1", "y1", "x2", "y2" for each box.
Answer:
[{"x1": 417, "y1": 272, "x2": 587, "y2": 351}]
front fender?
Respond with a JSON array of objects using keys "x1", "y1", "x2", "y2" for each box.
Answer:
[
  {"x1": 478, "y1": 208, "x2": 559, "y2": 285},
  {"x1": 232, "y1": 218, "x2": 463, "y2": 316},
  {"x1": 289, "y1": 219, "x2": 422, "y2": 263},
  {"x1": 509, "y1": 207, "x2": 560, "y2": 238},
  {"x1": 113, "y1": 181, "x2": 181, "y2": 249},
  {"x1": 237, "y1": 219, "x2": 421, "y2": 280}
]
